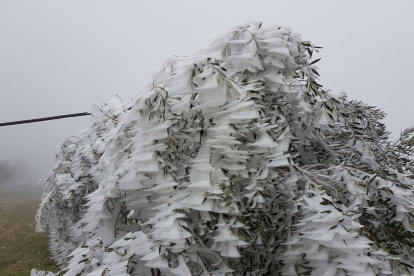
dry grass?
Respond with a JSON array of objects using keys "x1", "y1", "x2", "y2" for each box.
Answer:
[{"x1": 0, "y1": 189, "x2": 60, "y2": 276}]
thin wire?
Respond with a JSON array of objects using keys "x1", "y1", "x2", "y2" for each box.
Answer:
[{"x1": 0, "y1": 112, "x2": 91, "y2": 127}]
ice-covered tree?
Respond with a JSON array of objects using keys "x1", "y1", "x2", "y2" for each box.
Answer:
[{"x1": 32, "y1": 23, "x2": 414, "y2": 276}]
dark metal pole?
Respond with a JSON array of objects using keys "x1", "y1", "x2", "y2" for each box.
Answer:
[{"x1": 0, "y1": 112, "x2": 91, "y2": 127}]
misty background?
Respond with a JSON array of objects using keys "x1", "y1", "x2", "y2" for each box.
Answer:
[{"x1": 0, "y1": 0, "x2": 413, "y2": 186}]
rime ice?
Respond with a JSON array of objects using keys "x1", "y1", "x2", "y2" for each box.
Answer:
[{"x1": 33, "y1": 23, "x2": 414, "y2": 276}]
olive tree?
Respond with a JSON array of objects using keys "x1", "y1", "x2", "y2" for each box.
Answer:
[{"x1": 33, "y1": 23, "x2": 414, "y2": 276}]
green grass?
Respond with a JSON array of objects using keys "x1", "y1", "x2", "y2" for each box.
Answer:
[{"x1": 0, "y1": 189, "x2": 60, "y2": 276}]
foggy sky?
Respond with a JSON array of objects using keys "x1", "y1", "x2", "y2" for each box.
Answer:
[{"x1": 1, "y1": 0, "x2": 413, "y2": 181}]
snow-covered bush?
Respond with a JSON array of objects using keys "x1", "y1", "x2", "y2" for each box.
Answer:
[{"x1": 33, "y1": 23, "x2": 414, "y2": 276}]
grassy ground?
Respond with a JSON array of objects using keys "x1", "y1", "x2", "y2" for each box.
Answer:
[{"x1": 0, "y1": 189, "x2": 60, "y2": 276}]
